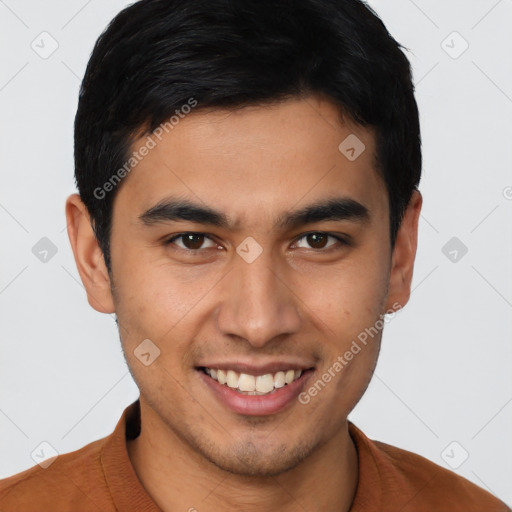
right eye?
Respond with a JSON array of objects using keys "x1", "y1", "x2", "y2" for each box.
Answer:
[{"x1": 164, "y1": 232, "x2": 219, "y2": 251}]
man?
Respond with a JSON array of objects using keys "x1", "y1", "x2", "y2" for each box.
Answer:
[{"x1": 0, "y1": 0, "x2": 509, "y2": 510}]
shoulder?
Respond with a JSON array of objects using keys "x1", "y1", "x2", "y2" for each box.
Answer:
[
  {"x1": 375, "y1": 439, "x2": 503, "y2": 505},
  {"x1": 350, "y1": 424, "x2": 510, "y2": 512},
  {"x1": 0, "y1": 436, "x2": 114, "y2": 512}
]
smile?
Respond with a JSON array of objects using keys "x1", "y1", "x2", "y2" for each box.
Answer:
[
  {"x1": 200, "y1": 367, "x2": 305, "y2": 395},
  {"x1": 197, "y1": 366, "x2": 316, "y2": 416}
]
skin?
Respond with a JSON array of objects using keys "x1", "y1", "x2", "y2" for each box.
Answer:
[{"x1": 65, "y1": 94, "x2": 422, "y2": 512}]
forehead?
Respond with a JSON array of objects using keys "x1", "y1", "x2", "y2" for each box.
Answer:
[{"x1": 114, "y1": 95, "x2": 387, "y2": 231}]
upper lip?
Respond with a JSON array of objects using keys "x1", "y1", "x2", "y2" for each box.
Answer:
[{"x1": 197, "y1": 361, "x2": 316, "y2": 377}]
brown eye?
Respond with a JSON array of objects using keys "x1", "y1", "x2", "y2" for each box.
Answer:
[
  {"x1": 181, "y1": 234, "x2": 205, "y2": 250},
  {"x1": 294, "y1": 232, "x2": 345, "y2": 250},
  {"x1": 306, "y1": 233, "x2": 328, "y2": 249},
  {"x1": 165, "y1": 233, "x2": 217, "y2": 251}
]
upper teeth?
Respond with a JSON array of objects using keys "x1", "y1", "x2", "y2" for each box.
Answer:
[{"x1": 205, "y1": 368, "x2": 303, "y2": 394}]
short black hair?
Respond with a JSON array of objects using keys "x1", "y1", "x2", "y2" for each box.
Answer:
[{"x1": 74, "y1": 0, "x2": 421, "y2": 276}]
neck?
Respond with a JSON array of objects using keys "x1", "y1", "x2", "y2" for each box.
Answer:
[{"x1": 127, "y1": 399, "x2": 359, "y2": 512}]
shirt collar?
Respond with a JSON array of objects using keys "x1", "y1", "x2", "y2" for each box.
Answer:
[
  {"x1": 100, "y1": 398, "x2": 379, "y2": 511},
  {"x1": 100, "y1": 399, "x2": 161, "y2": 511}
]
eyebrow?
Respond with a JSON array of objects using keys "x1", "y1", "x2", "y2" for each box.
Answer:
[{"x1": 138, "y1": 196, "x2": 370, "y2": 231}]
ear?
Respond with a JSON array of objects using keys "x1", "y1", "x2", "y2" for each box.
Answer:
[
  {"x1": 384, "y1": 189, "x2": 422, "y2": 312},
  {"x1": 65, "y1": 193, "x2": 115, "y2": 314}
]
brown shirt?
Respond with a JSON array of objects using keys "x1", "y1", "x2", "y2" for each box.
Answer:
[{"x1": 0, "y1": 399, "x2": 509, "y2": 511}]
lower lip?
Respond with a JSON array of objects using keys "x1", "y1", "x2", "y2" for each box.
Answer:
[{"x1": 197, "y1": 368, "x2": 315, "y2": 416}]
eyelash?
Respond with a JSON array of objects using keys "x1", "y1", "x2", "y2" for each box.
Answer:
[{"x1": 163, "y1": 232, "x2": 349, "y2": 253}]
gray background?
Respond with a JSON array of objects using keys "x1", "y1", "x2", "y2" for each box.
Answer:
[{"x1": 1, "y1": 0, "x2": 511, "y2": 505}]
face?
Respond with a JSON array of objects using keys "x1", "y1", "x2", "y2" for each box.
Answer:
[{"x1": 66, "y1": 94, "x2": 421, "y2": 477}]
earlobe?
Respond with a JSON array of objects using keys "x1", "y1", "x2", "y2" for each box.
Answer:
[
  {"x1": 384, "y1": 189, "x2": 422, "y2": 312},
  {"x1": 65, "y1": 193, "x2": 115, "y2": 314}
]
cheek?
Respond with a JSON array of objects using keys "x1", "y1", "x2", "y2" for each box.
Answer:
[
  {"x1": 295, "y1": 256, "x2": 388, "y2": 335},
  {"x1": 112, "y1": 251, "x2": 221, "y2": 345}
]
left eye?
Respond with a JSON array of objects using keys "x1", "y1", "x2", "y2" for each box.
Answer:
[{"x1": 293, "y1": 232, "x2": 344, "y2": 250}]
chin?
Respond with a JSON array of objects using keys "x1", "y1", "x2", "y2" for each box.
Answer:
[{"x1": 204, "y1": 439, "x2": 315, "y2": 477}]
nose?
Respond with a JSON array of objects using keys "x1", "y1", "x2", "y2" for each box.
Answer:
[{"x1": 216, "y1": 247, "x2": 302, "y2": 348}]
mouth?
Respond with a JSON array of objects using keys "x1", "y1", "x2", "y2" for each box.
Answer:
[
  {"x1": 198, "y1": 366, "x2": 313, "y2": 394},
  {"x1": 196, "y1": 365, "x2": 316, "y2": 416}
]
